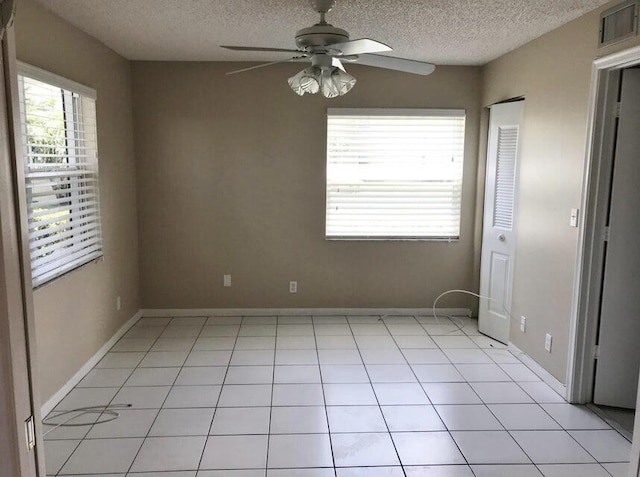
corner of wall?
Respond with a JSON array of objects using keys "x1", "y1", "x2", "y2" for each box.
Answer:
[{"x1": 14, "y1": 0, "x2": 142, "y2": 404}]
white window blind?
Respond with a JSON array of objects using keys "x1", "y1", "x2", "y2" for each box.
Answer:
[
  {"x1": 18, "y1": 63, "x2": 102, "y2": 287},
  {"x1": 326, "y1": 109, "x2": 465, "y2": 240}
]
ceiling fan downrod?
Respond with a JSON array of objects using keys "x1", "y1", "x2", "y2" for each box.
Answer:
[
  {"x1": 311, "y1": 0, "x2": 336, "y2": 15},
  {"x1": 311, "y1": 0, "x2": 336, "y2": 26}
]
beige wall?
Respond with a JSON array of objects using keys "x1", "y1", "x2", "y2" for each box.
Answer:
[
  {"x1": 132, "y1": 62, "x2": 482, "y2": 309},
  {"x1": 482, "y1": 1, "x2": 640, "y2": 382},
  {"x1": 15, "y1": 0, "x2": 635, "y2": 403},
  {"x1": 15, "y1": 0, "x2": 140, "y2": 403}
]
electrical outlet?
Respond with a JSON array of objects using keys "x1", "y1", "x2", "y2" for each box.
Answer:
[
  {"x1": 116, "y1": 296, "x2": 121, "y2": 311},
  {"x1": 223, "y1": 275, "x2": 231, "y2": 287},
  {"x1": 289, "y1": 281, "x2": 297, "y2": 294},
  {"x1": 520, "y1": 316, "x2": 526, "y2": 333},
  {"x1": 545, "y1": 333, "x2": 553, "y2": 352}
]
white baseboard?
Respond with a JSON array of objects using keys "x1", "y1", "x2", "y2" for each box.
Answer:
[
  {"x1": 508, "y1": 342, "x2": 567, "y2": 400},
  {"x1": 40, "y1": 306, "x2": 471, "y2": 416},
  {"x1": 140, "y1": 307, "x2": 472, "y2": 318},
  {"x1": 41, "y1": 310, "x2": 142, "y2": 417}
]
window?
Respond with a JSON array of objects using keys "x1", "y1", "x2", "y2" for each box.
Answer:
[
  {"x1": 18, "y1": 64, "x2": 102, "y2": 287},
  {"x1": 326, "y1": 108, "x2": 466, "y2": 240}
]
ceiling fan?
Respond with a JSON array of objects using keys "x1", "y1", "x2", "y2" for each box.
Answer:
[{"x1": 221, "y1": 0, "x2": 436, "y2": 98}]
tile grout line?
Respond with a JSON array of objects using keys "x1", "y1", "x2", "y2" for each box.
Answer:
[
  {"x1": 456, "y1": 356, "x2": 619, "y2": 471},
  {"x1": 196, "y1": 315, "x2": 243, "y2": 473},
  {"x1": 313, "y1": 314, "x2": 339, "y2": 477},
  {"x1": 470, "y1": 346, "x2": 620, "y2": 471},
  {"x1": 123, "y1": 315, "x2": 208, "y2": 475},
  {"x1": 263, "y1": 315, "x2": 280, "y2": 476},
  {"x1": 347, "y1": 314, "x2": 408, "y2": 477},
  {"x1": 474, "y1": 386, "x2": 539, "y2": 471},
  {"x1": 46, "y1": 315, "x2": 629, "y2": 476},
  {"x1": 383, "y1": 314, "x2": 489, "y2": 476},
  {"x1": 505, "y1": 425, "x2": 619, "y2": 472},
  {"x1": 512, "y1": 379, "x2": 566, "y2": 404},
  {"x1": 51, "y1": 315, "x2": 171, "y2": 476},
  {"x1": 413, "y1": 315, "x2": 564, "y2": 473}
]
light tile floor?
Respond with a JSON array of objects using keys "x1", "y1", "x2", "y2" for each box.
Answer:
[{"x1": 44, "y1": 314, "x2": 631, "y2": 477}]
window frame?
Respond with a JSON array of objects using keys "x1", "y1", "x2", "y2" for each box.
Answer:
[
  {"x1": 17, "y1": 62, "x2": 103, "y2": 288},
  {"x1": 325, "y1": 108, "x2": 466, "y2": 242}
]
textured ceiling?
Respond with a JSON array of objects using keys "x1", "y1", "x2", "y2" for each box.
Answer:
[{"x1": 33, "y1": 0, "x2": 610, "y2": 65}]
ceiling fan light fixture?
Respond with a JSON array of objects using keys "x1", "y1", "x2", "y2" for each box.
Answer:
[
  {"x1": 328, "y1": 67, "x2": 356, "y2": 96},
  {"x1": 288, "y1": 65, "x2": 356, "y2": 98},
  {"x1": 223, "y1": 0, "x2": 437, "y2": 87},
  {"x1": 320, "y1": 68, "x2": 340, "y2": 98},
  {"x1": 288, "y1": 67, "x2": 320, "y2": 95}
]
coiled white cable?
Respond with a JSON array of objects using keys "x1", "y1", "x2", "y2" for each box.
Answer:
[
  {"x1": 44, "y1": 291, "x2": 515, "y2": 437},
  {"x1": 42, "y1": 403, "x2": 132, "y2": 437},
  {"x1": 381, "y1": 289, "x2": 516, "y2": 336},
  {"x1": 431, "y1": 288, "x2": 516, "y2": 334}
]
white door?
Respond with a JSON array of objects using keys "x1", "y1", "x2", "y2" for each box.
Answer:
[
  {"x1": 593, "y1": 68, "x2": 640, "y2": 409},
  {"x1": 479, "y1": 101, "x2": 524, "y2": 344}
]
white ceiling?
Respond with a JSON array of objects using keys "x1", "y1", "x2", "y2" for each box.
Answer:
[{"x1": 34, "y1": 0, "x2": 610, "y2": 65}]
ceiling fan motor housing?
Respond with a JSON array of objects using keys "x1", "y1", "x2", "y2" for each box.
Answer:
[{"x1": 295, "y1": 24, "x2": 349, "y2": 50}]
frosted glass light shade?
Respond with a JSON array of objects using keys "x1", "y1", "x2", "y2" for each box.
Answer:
[
  {"x1": 288, "y1": 65, "x2": 356, "y2": 98},
  {"x1": 326, "y1": 68, "x2": 357, "y2": 97},
  {"x1": 288, "y1": 67, "x2": 320, "y2": 95}
]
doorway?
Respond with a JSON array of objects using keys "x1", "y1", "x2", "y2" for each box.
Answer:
[
  {"x1": 590, "y1": 66, "x2": 640, "y2": 438},
  {"x1": 568, "y1": 45, "x2": 640, "y2": 475},
  {"x1": 0, "y1": 23, "x2": 45, "y2": 477}
]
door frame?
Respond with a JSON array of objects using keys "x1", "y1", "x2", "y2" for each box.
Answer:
[
  {"x1": 0, "y1": 24, "x2": 45, "y2": 477},
  {"x1": 566, "y1": 44, "x2": 640, "y2": 475}
]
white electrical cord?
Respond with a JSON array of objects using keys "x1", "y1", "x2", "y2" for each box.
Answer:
[
  {"x1": 42, "y1": 291, "x2": 518, "y2": 441},
  {"x1": 44, "y1": 291, "x2": 514, "y2": 437},
  {"x1": 42, "y1": 404, "x2": 132, "y2": 437},
  {"x1": 431, "y1": 288, "x2": 516, "y2": 334},
  {"x1": 381, "y1": 289, "x2": 517, "y2": 336}
]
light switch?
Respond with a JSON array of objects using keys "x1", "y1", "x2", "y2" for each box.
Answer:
[{"x1": 570, "y1": 208, "x2": 579, "y2": 228}]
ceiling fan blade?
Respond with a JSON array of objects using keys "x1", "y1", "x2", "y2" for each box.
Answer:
[
  {"x1": 221, "y1": 45, "x2": 303, "y2": 54},
  {"x1": 353, "y1": 54, "x2": 436, "y2": 76},
  {"x1": 226, "y1": 59, "x2": 304, "y2": 75},
  {"x1": 332, "y1": 57, "x2": 345, "y2": 71},
  {"x1": 330, "y1": 38, "x2": 392, "y2": 56}
]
